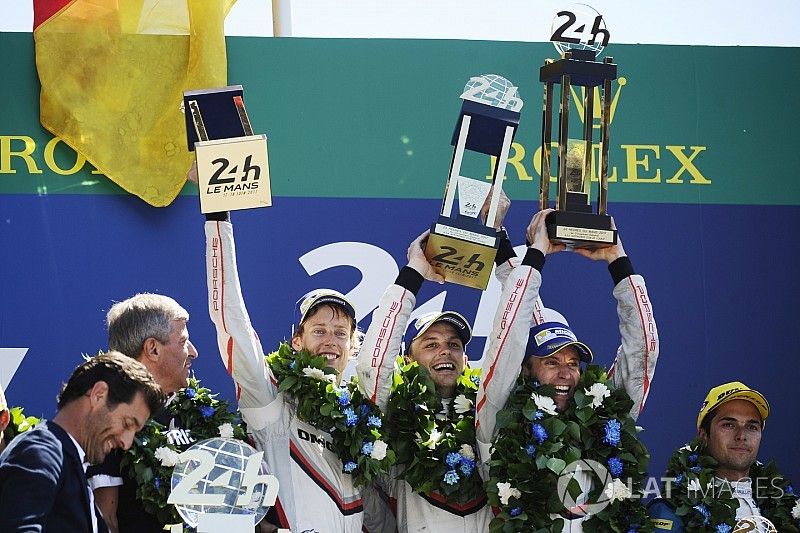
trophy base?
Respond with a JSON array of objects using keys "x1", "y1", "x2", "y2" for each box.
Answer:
[
  {"x1": 425, "y1": 217, "x2": 498, "y2": 290},
  {"x1": 545, "y1": 211, "x2": 617, "y2": 249}
]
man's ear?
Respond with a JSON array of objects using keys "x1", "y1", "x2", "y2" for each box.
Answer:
[
  {"x1": 87, "y1": 381, "x2": 109, "y2": 408},
  {"x1": 698, "y1": 428, "x2": 709, "y2": 448},
  {"x1": 290, "y1": 335, "x2": 302, "y2": 351},
  {"x1": 0, "y1": 409, "x2": 10, "y2": 433},
  {"x1": 142, "y1": 337, "x2": 160, "y2": 362}
]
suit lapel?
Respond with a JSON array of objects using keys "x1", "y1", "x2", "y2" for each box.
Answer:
[{"x1": 48, "y1": 421, "x2": 95, "y2": 530}]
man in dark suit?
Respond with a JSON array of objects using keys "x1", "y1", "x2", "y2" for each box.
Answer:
[{"x1": 0, "y1": 351, "x2": 165, "y2": 532}]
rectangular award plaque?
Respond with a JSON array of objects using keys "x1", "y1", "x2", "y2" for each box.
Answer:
[{"x1": 183, "y1": 86, "x2": 271, "y2": 213}]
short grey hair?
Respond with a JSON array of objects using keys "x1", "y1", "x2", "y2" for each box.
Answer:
[{"x1": 107, "y1": 293, "x2": 189, "y2": 359}]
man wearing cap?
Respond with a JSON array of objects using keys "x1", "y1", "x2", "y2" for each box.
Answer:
[
  {"x1": 647, "y1": 382, "x2": 787, "y2": 532},
  {"x1": 476, "y1": 209, "x2": 659, "y2": 531},
  {"x1": 204, "y1": 210, "x2": 376, "y2": 532},
  {"x1": 356, "y1": 218, "x2": 517, "y2": 532}
]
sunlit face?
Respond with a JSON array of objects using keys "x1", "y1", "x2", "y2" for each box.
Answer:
[
  {"x1": 291, "y1": 304, "x2": 354, "y2": 379},
  {"x1": 408, "y1": 322, "x2": 465, "y2": 399},
  {"x1": 155, "y1": 320, "x2": 197, "y2": 395},
  {"x1": 84, "y1": 391, "x2": 150, "y2": 465},
  {"x1": 523, "y1": 346, "x2": 581, "y2": 412},
  {"x1": 700, "y1": 399, "x2": 762, "y2": 481}
]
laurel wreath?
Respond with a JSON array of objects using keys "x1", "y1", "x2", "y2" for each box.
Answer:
[
  {"x1": 120, "y1": 376, "x2": 247, "y2": 526},
  {"x1": 266, "y1": 343, "x2": 396, "y2": 487},
  {"x1": 661, "y1": 439, "x2": 800, "y2": 532},
  {"x1": 485, "y1": 365, "x2": 651, "y2": 532},
  {"x1": 385, "y1": 358, "x2": 483, "y2": 504}
]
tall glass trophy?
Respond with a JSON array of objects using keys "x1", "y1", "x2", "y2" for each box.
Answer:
[
  {"x1": 424, "y1": 74, "x2": 523, "y2": 290},
  {"x1": 540, "y1": 5, "x2": 617, "y2": 248}
]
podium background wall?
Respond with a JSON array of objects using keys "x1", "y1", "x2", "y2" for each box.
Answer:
[{"x1": 1, "y1": 33, "x2": 798, "y2": 483}]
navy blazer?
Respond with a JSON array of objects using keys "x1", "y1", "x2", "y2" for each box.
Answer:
[{"x1": 0, "y1": 420, "x2": 108, "y2": 532}]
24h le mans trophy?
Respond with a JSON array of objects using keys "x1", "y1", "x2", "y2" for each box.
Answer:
[
  {"x1": 424, "y1": 74, "x2": 523, "y2": 290},
  {"x1": 540, "y1": 5, "x2": 618, "y2": 248}
]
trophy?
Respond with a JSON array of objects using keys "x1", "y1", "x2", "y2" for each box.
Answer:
[
  {"x1": 183, "y1": 85, "x2": 272, "y2": 213},
  {"x1": 168, "y1": 437, "x2": 278, "y2": 532},
  {"x1": 424, "y1": 74, "x2": 523, "y2": 290},
  {"x1": 540, "y1": 5, "x2": 617, "y2": 248}
]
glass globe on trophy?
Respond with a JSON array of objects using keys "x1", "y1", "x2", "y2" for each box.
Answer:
[{"x1": 169, "y1": 437, "x2": 277, "y2": 530}]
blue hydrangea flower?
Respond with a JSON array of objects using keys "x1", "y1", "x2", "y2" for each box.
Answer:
[
  {"x1": 361, "y1": 441, "x2": 374, "y2": 456},
  {"x1": 337, "y1": 389, "x2": 351, "y2": 406},
  {"x1": 199, "y1": 405, "x2": 215, "y2": 418},
  {"x1": 531, "y1": 423, "x2": 548, "y2": 444},
  {"x1": 154, "y1": 477, "x2": 161, "y2": 490},
  {"x1": 343, "y1": 407, "x2": 358, "y2": 427},
  {"x1": 367, "y1": 415, "x2": 382, "y2": 428},
  {"x1": 510, "y1": 507, "x2": 522, "y2": 517},
  {"x1": 525, "y1": 444, "x2": 537, "y2": 457},
  {"x1": 443, "y1": 470, "x2": 460, "y2": 485},
  {"x1": 693, "y1": 504, "x2": 710, "y2": 525},
  {"x1": 470, "y1": 375, "x2": 481, "y2": 386},
  {"x1": 674, "y1": 473, "x2": 684, "y2": 486},
  {"x1": 343, "y1": 461, "x2": 357, "y2": 473},
  {"x1": 459, "y1": 458, "x2": 475, "y2": 477},
  {"x1": 690, "y1": 466, "x2": 702, "y2": 474},
  {"x1": 184, "y1": 388, "x2": 196, "y2": 399},
  {"x1": 603, "y1": 419, "x2": 621, "y2": 446},
  {"x1": 446, "y1": 452, "x2": 462, "y2": 468},
  {"x1": 533, "y1": 410, "x2": 544, "y2": 420},
  {"x1": 289, "y1": 359, "x2": 297, "y2": 370},
  {"x1": 626, "y1": 527, "x2": 639, "y2": 533},
  {"x1": 532, "y1": 380, "x2": 541, "y2": 388},
  {"x1": 786, "y1": 483, "x2": 795, "y2": 496},
  {"x1": 688, "y1": 453, "x2": 699, "y2": 464},
  {"x1": 715, "y1": 524, "x2": 732, "y2": 533},
  {"x1": 360, "y1": 404, "x2": 372, "y2": 417},
  {"x1": 607, "y1": 457, "x2": 624, "y2": 477}
]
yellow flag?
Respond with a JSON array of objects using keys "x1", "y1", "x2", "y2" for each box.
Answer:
[{"x1": 34, "y1": 0, "x2": 236, "y2": 206}]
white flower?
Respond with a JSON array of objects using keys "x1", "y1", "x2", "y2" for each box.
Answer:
[
  {"x1": 420, "y1": 428, "x2": 442, "y2": 450},
  {"x1": 218, "y1": 423, "x2": 234, "y2": 439},
  {"x1": 792, "y1": 498, "x2": 800, "y2": 520},
  {"x1": 679, "y1": 444, "x2": 693, "y2": 452},
  {"x1": 459, "y1": 444, "x2": 476, "y2": 461},
  {"x1": 687, "y1": 478, "x2": 702, "y2": 492},
  {"x1": 496, "y1": 481, "x2": 521, "y2": 505},
  {"x1": 370, "y1": 440, "x2": 388, "y2": 461},
  {"x1": 530, "y1": 392, "x2": 558, "y2": 416},
  {"x1": 584, "y1": 382, "x2": 611, "y2": 409},
  {"x1": 154, "y1": 446, "x2": 181, "y2": 467},
  {"x1": 302, "y1": 366, "x2": 335, "y2": 382},
  {"x1": 453, "y1": 394, "x2": 473, "y2": 414},
  {"x1": 603, "y1": 478, "x2": 632, "y2": 503}
]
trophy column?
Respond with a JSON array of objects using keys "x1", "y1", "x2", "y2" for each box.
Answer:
[{"x1": 540, "y1": 6, "x2": 619, "y2": 248}]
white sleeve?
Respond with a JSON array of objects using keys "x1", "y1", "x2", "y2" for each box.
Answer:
[
  {"x1": 205, "y1": 220, "x2": 277, "y2": 430},
  {"x1": 357, "y1": 283, "x2": 416, "y2": 411},
  {"x1": 475, "y1": 262, "x2": 542, "y2": 459},
  {"x1": 607, "y1": 274, "x2": 659, "y2": 421}
]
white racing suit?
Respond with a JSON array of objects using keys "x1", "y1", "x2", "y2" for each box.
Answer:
[
  {"x1": 205, "y1": 220, "x2": 367, "y2": 533},
  {"x1": 476, "y1": 248, "x2": 659, "y2": 533},
  {"x1": 357, "y1": 266, "x2": 494, "y2": 533}
]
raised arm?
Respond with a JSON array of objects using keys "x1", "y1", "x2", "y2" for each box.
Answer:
[
  {"x1": 356, "y1": 231, "x2": 441, "y2": 411},
  {"x1": 205, "y1": 214, "x2": 278, "y2": 429},
  {"x1": 571, "y1": 223, "x2": 659, "y2": 420},
  {"x1": 476, "y1": 210, "x2": 563, "y2": 453}
]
